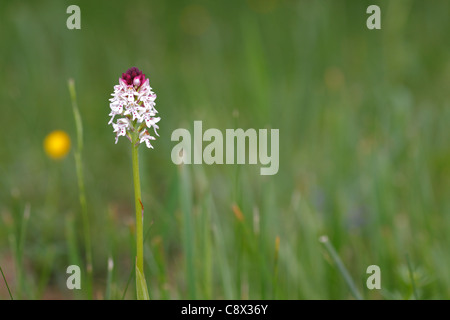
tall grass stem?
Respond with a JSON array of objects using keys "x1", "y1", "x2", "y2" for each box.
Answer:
[
  {"x1": 68, "y1": 78, "x2": 93, "y2": 299},
  {"x1": 319, "y1": 235, "x2": 363, "y2": 300}
]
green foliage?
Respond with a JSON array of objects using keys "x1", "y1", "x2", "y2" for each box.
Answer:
[{"x1": 0, "y1": 0, "x2": 449, "y2": 299}]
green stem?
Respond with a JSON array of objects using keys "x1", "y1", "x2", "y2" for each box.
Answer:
[
  {"x1": 319, "y1": 235, "x2": 363, "y2": 300},
  {"x1": 132, "y1": 136, "x2": 144, "y2": 285},
  {"x1": 75, "y1": 150, "x2": 93, "y2": 297},
  {"x1": 122, "y1": 223, "x2": 153, "y2": 299},
  {"x1": 68, "y1": 79, "x2": 93, "y2": 298}
]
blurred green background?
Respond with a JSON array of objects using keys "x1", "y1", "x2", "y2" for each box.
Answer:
[{"x1": 1, "y1": 0, "x2": 450, "y2": 299}]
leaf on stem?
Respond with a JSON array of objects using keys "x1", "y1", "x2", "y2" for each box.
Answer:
[{"x1": 136, "y1": 264, "x2": 150, "y2": 300}]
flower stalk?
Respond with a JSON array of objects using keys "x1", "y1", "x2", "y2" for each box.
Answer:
[{"x1": 131, "y1": 130, "x2": 144, "y2": 277}]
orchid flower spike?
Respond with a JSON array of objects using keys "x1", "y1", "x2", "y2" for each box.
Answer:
[{"x1": 108, "y1": 67, "x2": 160, "y2": 148}]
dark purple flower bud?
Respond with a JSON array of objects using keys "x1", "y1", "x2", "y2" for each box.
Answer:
[{"x1": 121, "y1": 67, "x2": 147, "y2": 87}]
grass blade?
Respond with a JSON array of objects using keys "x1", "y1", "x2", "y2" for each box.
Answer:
[
  {"x1": 319, "y1": 235, "x2": 363, "y2": 300},
  {"x1": 0, "y1": 265, "x2": 13, "y2": 300},
  {"x1": 68, "y1": 78, "x2": 93, "y2": 299}
]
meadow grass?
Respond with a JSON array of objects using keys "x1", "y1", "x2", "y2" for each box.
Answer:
[{"x1": 0, "y1": 0, "x2": 450, "y2": 299}]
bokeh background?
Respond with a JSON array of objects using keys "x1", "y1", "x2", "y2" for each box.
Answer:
[{"x1": 1, "y1": 0, "x2": 450, "y2": 299}]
